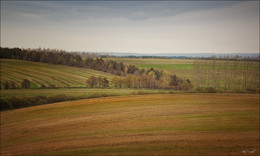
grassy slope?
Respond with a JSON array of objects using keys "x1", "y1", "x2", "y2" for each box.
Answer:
[
  {"x1": 1, "y1": 93, "x2": 259, "y2": 155},
  {"x1": 0, "y1": 59, "x2": 116, "y2": 88}
]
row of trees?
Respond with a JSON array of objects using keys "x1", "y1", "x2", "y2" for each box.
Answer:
[
  {"x1": 1, "y1": 79, "x2": 60, "y2": 89},
  {"x1": 0, "y1": 47, "x2": 140, "y2": 76},
  {"x1": 2, "y1": 79, "x2": 31, "y2": 89},
  {"x1": 193, "y1": 57, "x2": 259, "y2": 90},
  {"x1": 86, "y1": 72, "x2": 193, "y2": 90},
  {"x1": 111, "y1": 74, "x2": 193, "y2": 90}
]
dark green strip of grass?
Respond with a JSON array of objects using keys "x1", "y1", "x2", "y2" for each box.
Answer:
[{"x1": 0, "y1": 93, "x2": 116, "y2": 111}]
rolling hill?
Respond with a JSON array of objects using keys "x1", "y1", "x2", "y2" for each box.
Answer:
[
  {"x1": 0, "y1": 59, "x2": 116, "y2": 88},
  {"x1": 1, "y1": 93, "x2": 259, "y2": 155}
]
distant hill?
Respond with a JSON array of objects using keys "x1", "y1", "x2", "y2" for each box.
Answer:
[{"x1": 0, "y1": 59, "x2": 116, "y2": 88}]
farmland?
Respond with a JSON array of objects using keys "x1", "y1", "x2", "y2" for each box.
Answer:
[
  {"x1": 1, "y1": 0, "x2": 259, "y2": 155},
  {"x1": 1, "y1": 56, "x2": 259, "y2": 91},
  {"x1": 0, "y1": 56, "x2": 259, "y2": 155},
  {"x1": 1, "y1": 93, "x2": 259, "y2": 155},
  {"x1": 0, "y1": 59, "x2": 116, "y2": 88},
  {"x1": 104, "y1": 58, "x2": 194, "y2": 77},
  {"x1": 104, "y1": 57, "x2": 260, "y2": 90}
]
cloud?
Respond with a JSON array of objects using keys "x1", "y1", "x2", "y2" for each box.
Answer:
[
  {"x1": 1, "y1": 1, "x2": 259, "y2": 53},
  {"x1": 1, "y1": 1, "x2": 240, "y2": 22}
]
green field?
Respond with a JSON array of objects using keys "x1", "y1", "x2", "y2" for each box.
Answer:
[
  {"x1": 104, "y1": 58, "x2": 194, "y2": 71},
  {"x1": 0, "y1": 59, "x2": 116, "y2": 88},
  {"x1": 1, "y1": 94, "x2": 259, "y2": 155}
]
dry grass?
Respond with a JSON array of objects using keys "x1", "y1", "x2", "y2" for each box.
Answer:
[{"x1": 1, "y1": 94, "x2": 259, "y2": 155}]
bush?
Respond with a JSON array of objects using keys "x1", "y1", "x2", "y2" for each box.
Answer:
[
  {"x1": 0, "y1": 99, "x2": 11, "y2": 110},
  {"x1": 41, "y1": 84, "x2": 47, "y2": 88},
  {"x1": 206, "y1": 87, "x2": 217, "y2": 93},
  {"x1": 0, "y1": 94, "x2": 118, "y2": 111},
  {"x1": 216, "y1": 88, "x2": 224, "y2": 93},
  {"x1": 88, "y1": 93, "x2": 110, "y2": 99},
  {"x1": 246, "y1": 88, "x2": 257, "y2": 93},
  {"x1": 21, "y1": 79, "x2": 31, "y2": 89},
  {"x1": 195, "y1": 87, "x2": 205, "y2": 93},
  {"x1": 47, "y1": 95, "x2": 70, "y2": 103},
  {"x1": 4, "y1": 81, "x2": 10, "y2": 89},
  {"x1": 5, "y1": 97, "x2": 32, "y2": 109},
  {"x1": 11, "y1": 81, "x2": 16, "y2": 89},
  {"x1": 48, "y1": 84, "x2": 57, "y2": 88}
]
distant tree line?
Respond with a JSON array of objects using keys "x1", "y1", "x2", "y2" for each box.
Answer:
[
  {"x1": 1, "y1": 47, "x2": 193, "y2": 90},
  {"x1": 0, "y1": 47, "x2": 140, "y2": 76},
  {"x1": 86, "y1": 69, "x2": 193, "y2": 90}
]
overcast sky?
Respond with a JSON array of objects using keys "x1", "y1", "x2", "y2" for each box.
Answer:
[{"x1": 1, "y1": 1, "x2": 259, "y2": 53}]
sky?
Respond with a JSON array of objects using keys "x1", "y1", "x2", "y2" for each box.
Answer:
[{"x1": 1, "y1": 1, "x2": 259, "y2": 54}]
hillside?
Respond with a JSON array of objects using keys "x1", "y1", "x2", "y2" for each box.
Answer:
[
  {"x1": 1, "y1": 94, "x2": 259, "y2": 155},
  {"x1": 104, "y1": 58, "x2": 260, "y2": 90},
  {"x1": 0, "y1": 59, "x2": 116, "y2": 88}
]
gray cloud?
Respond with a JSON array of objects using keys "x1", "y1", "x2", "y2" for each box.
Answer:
[
  {"x1": 1, "y1": 1, "x2": 259, "y2": 53},
  {"x1": 1, "y1": 1, "x2": 240, "y2": 22}
]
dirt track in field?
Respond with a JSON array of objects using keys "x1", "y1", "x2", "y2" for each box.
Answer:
[{"x1": 1, "y1": 94, "x2": 259, "y2": 155}]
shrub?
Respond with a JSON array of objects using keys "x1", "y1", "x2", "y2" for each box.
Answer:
[
  {"x1": 41, "y1": 84, "x2": 47, "y2": 88},
  {"x1": 47, "y1": 95, "x2": 70, "y2": 103},
  {"x1": 0, "y1": 94, "x2": 118, "y2": 111},
  {"x1": 48, "y1": 84, "x2": 57, "y2": 89},
  {"x1": 35, "y1": 96, "x2": 48, "y2": 105},
  {"x1": 88, "y1": 93, "x2": 110, "y2": 99},
  {"x1": 21, "y1": 79, "x2": 31, "y2": 88},
  {"x1": 246, "y1": 88, "x2": 256, "y2": 93},
  {"x1": 195, "y1": 87, "x2": 205, "y2": 93},
  {"x1": 0, "y1": 99, "x2": 11, "y2": 110},
  {"x1": 5, "y1": 97, "x2": 32, "y2": 109},
  {"x1": 182, "y1": 80, "x2": 193, "y2": 91},
  {"x1": 10, "y1": 81, "x2": 16, "y2": 89},
  {"x1": 4, "y1": 81, "x2": 9, "y2": 89},
  {"x1": 206, "y1": 87, "x2": 217, "y2": 93}
]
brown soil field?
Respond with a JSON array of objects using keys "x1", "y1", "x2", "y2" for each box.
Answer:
[{"x1": 1, "y1": 93, "x2": 259, "y2": 155}]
